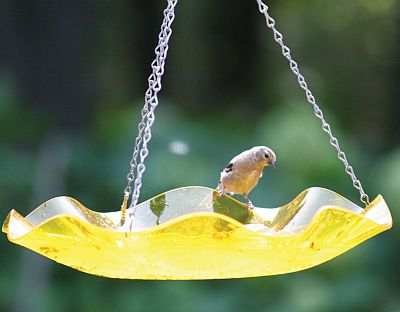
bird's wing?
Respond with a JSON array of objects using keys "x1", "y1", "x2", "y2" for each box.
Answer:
[
  {"x1": 222, "y1": 149, "x2": 252, "y2": 175},
  {"x1": 224, "y1": 162, "x2": 233, "y2": 173}
]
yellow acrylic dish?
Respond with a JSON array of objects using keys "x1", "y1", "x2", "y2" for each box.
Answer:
[{"x1": 2, "y1": 186, "x2": 392, "y2": 280}]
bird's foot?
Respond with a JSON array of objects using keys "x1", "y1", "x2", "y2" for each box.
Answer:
[
  {"x1": 216, "y1": 183, "x2": 225, "y2": 197},
  {"x1": 245, "y1": 197, "x2": 255, "y2": 210},
  {"x1": 247, "y1": 202, "x2": 255, "y2": 211}
]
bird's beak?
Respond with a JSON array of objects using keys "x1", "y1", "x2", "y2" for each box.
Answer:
[{"x1": 269, "y1": 160, "x2": 276, "y2": 168}]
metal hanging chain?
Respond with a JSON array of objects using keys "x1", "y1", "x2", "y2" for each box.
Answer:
[
  {"x1": 255, "y1": 0, "x2": 370, "y2": 206},
  {"x1": 121, "y1": 0, "x2": 369, "y2": 216},
  {"x1": 121, "y1": 0, "x2": 178, "y2": 223}
]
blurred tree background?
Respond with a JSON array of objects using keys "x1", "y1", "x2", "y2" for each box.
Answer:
[{"x1": 0, "y1": 0, "x2": 399, "y2": 311}]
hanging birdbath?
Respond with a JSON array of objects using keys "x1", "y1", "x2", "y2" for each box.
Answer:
[{"x1": 2, "y1": 0, "x2": 393, "y2": 280}]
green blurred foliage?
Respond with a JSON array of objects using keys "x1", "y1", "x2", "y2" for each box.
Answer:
[{"x1": 0, "y1": 1, "x2": 399, "y2": 312}]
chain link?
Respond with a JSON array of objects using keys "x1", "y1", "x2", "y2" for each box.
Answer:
[
  {"x1": 123, "y1": 0, "x2": 178, "y2": 225},
  {"x1": 256, "y1": 0, "x2": 370, "y2": 206}
]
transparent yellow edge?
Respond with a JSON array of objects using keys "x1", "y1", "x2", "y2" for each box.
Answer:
[{"x1": 2, "y1": 188, "x2": 392, "y2": 280}]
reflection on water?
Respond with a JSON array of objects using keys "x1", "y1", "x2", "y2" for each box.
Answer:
[
  {"x1": 20, "y1": 186, "x2": 366, "y2": 233},
  {"x1": 130, "y1": 187, "x2": 251, "y2": 231}
]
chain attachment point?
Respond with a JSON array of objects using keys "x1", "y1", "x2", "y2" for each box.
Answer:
[{"x1": 120, "y1": 192, "x2": 129, "y2": 226}]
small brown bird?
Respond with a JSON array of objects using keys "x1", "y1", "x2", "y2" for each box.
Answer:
[{"x1": 217, "y1": 146, "x2": 277, "y2": 208}]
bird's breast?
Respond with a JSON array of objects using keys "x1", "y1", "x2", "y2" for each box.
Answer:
[{"x1": 221, "y1": 168, "x2": 262, "y2": 195}]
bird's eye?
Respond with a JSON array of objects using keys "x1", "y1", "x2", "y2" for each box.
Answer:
[{"x1": 264, "y1": 153, "x2": 269, "y2": 159}]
